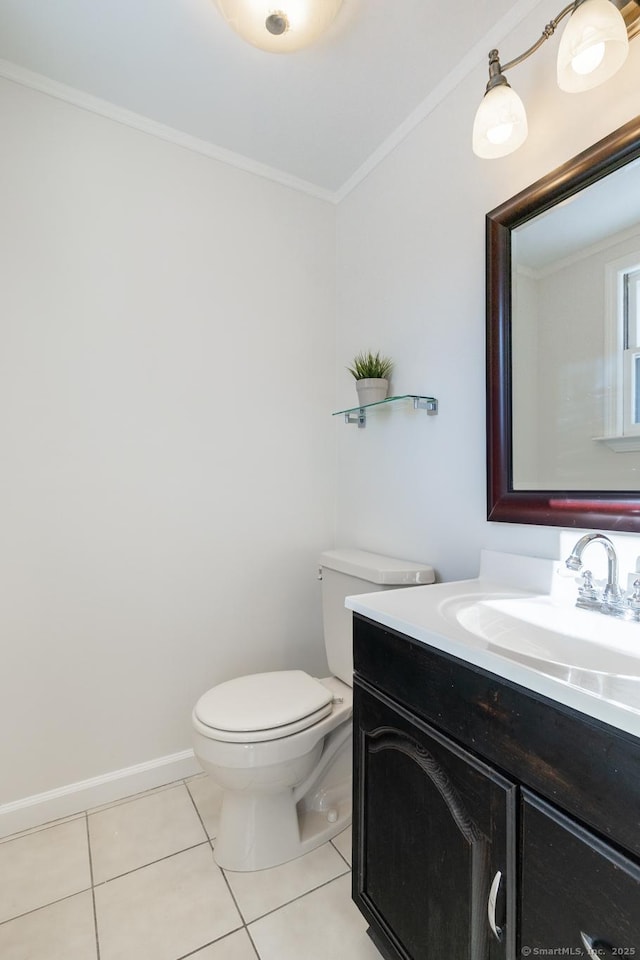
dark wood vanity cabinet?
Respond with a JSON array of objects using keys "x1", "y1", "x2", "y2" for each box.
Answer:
[
  {"x1": 354, "y1": 682, "x2": 516, "y2": 960},
  {"x1": 352, "y1": 615, "x2": 640, "y2": 960},
  {"x1": 520, "y1": 791, "x2": 640, "y2": 957}
]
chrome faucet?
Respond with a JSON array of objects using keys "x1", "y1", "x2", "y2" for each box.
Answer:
[{"x1": 565, "y1": 533, "x2": 625, "y2": 615}]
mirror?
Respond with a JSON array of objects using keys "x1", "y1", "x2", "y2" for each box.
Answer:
[{"x1": 487, "y1": 115, "x2": 640, "y2": 533}]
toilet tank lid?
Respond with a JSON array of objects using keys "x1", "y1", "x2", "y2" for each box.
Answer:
[{"x1": 319, "y1": 549, "x2": 435, "y2": 585}]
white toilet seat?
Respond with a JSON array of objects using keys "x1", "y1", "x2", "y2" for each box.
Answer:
[{"x1": 193, "y1": 670, "x2": 335, "y2": 743}]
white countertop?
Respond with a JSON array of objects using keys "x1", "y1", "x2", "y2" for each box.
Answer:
[{"x1": 346, "y1": 574, "x2": 640, "y2": 741}]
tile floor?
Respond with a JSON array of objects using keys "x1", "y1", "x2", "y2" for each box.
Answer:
[{"x1": 0, "y1": 774, "x2": 381, "y2": 960}]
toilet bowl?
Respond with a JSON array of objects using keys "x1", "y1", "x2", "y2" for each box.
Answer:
[
  {"x1": 193, "y1": 672, "x2": 352, "y2": 871},
  {"x1": 192, "y1": 549, "x2": 435, "y2": 872}
]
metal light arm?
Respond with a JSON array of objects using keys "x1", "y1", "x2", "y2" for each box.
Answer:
[
  {"x1": 503, "y1": 2, "x2": 578, "y2": 71},
  {"x1": 486, "y1": 1, "x2": 578, "y2": 90}
]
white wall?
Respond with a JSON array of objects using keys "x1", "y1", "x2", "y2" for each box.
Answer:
[
  {"x1": 4, "y1": 0, "x2": 640, "y2": 828},
  {"x1": 0, "y1": 77, "x2": 336, "y2": 813},
  {"x1": 334, "y1": 0, "x2": 640, "y2": 584}
]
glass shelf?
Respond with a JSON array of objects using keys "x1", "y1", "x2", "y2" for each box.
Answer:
[{"x1": 333, "y1": 394, "x2": 438, "y2": 428}]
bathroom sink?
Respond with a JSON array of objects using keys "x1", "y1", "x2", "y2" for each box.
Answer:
[
  {"x1": 345, "y1": 551, "x2": 640, "y2": 734},
  {"x1": 440, "y1": 594, "x2": 640, "y2": 711}
]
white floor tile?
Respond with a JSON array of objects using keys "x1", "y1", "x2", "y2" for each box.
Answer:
[
  {"x1": 248, "y1": 874, "x2": 381, "y2": 960},
  {"x1": 186, "y1": 774, "x2": 223, "y2": 839},
  {"x1": 89, "y1": 783, "x2": 207, "y2": 882},
  {"x1": 94, "y1": 844, "x2": 242, "y2": 960},
  {"x1": 0, "y1": 779, "x2": 368, "y2": 960},
  {"x1": 0, "y1": 891, "x2": 97, "y2": 960},
  {"x1": 331, "y1": 825, "x2": 352, "y2": 865},
  {"x1": 0, "y1": 818, "x2": 91, "y2": 923},
  {"x1": 224, "y1": 841, "x2": 349, "y2": 923},
  {"x1": 189, "y1": 928, "x2": 258, "y2": 960}
]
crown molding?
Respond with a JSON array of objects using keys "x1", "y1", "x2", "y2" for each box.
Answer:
[
  {"x1": 0, "y1": 58, "x2": 337, "y2": 204},
  {"x1": 335, "y1": 0, "x2": 544, "y2": 201},
  {"x1": 0, "y1": 1, "x2": 548, "y2": 206}
]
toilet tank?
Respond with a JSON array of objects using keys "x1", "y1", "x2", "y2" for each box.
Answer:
[{"x1": 319, "y1": 549, "x2": 435, "y2": 685}]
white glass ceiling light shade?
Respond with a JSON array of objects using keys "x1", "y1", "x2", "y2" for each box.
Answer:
[
  {"x1": 213, "y1": 0, "x2": 343, "y2": 52},
  {"x1": 472, "y1": 81, "x2": 528, "y2": 159},
  {"x1": 557, "y1": 0, "x2": 629, "y2": 92}
]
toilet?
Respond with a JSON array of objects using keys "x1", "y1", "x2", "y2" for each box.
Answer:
[{"x1": 192, "y1": 548, "x2": 435, "y2": 871}]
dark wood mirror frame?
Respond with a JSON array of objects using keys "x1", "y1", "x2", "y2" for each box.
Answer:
[{"x1": 486, "y1": 114, "x2": 640, "y2": 533}]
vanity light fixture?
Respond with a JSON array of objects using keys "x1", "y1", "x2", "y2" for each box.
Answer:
[
  {"x1": 212, "y1": 0, "x2": 343, "y2": 53},
  {"x1": 473, "y1": 0, "x2": 639, "y2": 159}
]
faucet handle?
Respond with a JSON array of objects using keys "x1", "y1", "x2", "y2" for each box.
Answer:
[
  {"x1": 625, "y1": 579, "x2": 640, "y2": 620},
  {"x1": 576, "y1": 570, "x2": 602, "y2": 610}
]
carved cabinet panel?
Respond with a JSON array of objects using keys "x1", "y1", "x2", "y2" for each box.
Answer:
[{"x1": 353, "y1": 679, "x2": 517, "y2": 960}]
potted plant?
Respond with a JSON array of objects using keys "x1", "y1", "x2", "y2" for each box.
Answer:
[{"x1": 347, "y1": 350, "x2": 394, "y2": 406}]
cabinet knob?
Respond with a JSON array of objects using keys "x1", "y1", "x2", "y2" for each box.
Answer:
[
  {"x1": 580, "y1": 931, "x2": 614, "y2": 958},
  {"x1": 488, "y1": 870, "x2": 503, "y2": 941}
]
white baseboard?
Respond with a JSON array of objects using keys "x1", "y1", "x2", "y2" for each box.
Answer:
[{"x1": 0, "y1": 749, "x2": 202, "y2": 839}]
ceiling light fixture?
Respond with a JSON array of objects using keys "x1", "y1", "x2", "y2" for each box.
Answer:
[
  {"x1": 213, "y1": 0, "x2": 344, "y2": 53},
  {"x1": 473, "y1": 0, "x2": 639, "y2": 159}
]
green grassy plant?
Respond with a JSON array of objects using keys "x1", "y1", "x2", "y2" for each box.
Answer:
[{"x1": 347, "y1": 351, "x2": 393, "y2": 380}]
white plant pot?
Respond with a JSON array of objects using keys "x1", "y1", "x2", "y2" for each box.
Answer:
[{"x1": 355, "y1": 378, "x2": 389, "y2": 406}]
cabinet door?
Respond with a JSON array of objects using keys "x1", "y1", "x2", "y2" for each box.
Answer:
[
  {"x1": 520, "y1": 790, "x2": 640, "y2": 957},
  {"x1": 353, "y1": 680, "x2": 516, "y2": 960}
]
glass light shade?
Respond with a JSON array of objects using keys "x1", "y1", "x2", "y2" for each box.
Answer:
[
  {"x1": 557, "y1": 0, "x2": 629, "y2": 92},
  {"x1": 213, "y1": 0, "x2": 343, "y2": 52},
  {"x1": 472, "y1": 83, "x2": 528, "y2": 159}
]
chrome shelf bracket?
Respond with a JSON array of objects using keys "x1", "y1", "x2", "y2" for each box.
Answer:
[
  {"x1": 344, "y1": 408, "x2": 367, "y2": 428},
  {"x1": 414, "y1": 397, "x2": 438, "y2": 414}
]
